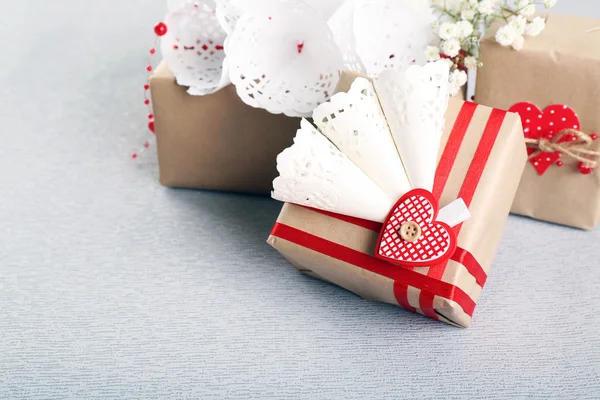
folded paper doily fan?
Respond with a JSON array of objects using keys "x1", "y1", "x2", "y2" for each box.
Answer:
[
  {"x1": 273, "y1": 60, "x2": 467, "y2": 222},
  {"x1": 273, "y1": 60, "x2": 471, "y2": 267}
]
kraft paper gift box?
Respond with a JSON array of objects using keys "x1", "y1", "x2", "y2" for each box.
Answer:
[
  {"x1": 149, "y1": 61, "x2": 300, "y2": 194},
  {"x1": 475, "y1": 13, "x2": 600, "y2": 230},
  {"x1": 267, "y1": 72, "x2": 527, "y2": 328}
]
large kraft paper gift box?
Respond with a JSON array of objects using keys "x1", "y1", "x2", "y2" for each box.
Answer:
[
  {"x1": 475, "y1": 13, "x2": 600, "y2": 230},
  {"x1": 149, "y1": 61, "x2": 300, "y2": 194},
  {"x1": 268, "y1": 75, "x2": 527, "y2": 327}
]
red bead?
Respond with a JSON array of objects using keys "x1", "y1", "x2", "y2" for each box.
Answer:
[
  {"x1": 149, "y1": 48, "x2": 156, "y2": 55},
  {"x1": 556, "y1": 161, "x2": 563, "y2": 167},
  {"x1": 148, "y1": 113, "x2": 154, "y2": 119},
  {"x1": 154, "y1": 22, "x2": 168, "y2": 37},
  {"x1": 131, "y1": 153, "x2": 138, "y2": 159},
  {"x1": 148, "y1": 121, "x2": 155, "y2": 133},
  {"x1": 144, "y1": 141, "x2": 150, "y2": 148},
  {"x1": 591, "y1": 134, "x2": 598, "y2": 140},
  {"x1": 215, "y1": 45, "x2": 224, "y2": 50},
  {"x1": 146, "y1": 65, "x2": 153, "y2": 72},
  {"x1": 144, "y1": 84, "x2": 150, "y2": 90},
  {"x1": 144, "y1": 99, "x2": 150, "y2": 105},
  {"x1": 297, "y1": 42, "x2": 304, "y2": 54},
  {"x1": 578, "y1": 162, "x2": 593, "y2": 175}
]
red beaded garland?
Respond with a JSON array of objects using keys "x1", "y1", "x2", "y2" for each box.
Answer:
[{"x1": 154, "y1": 22, "x2": 168, "y2": 37}]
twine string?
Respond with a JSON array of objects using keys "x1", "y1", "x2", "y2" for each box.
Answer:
[{"x1": 525, "y1": 129, "x2": 600, "y2": 168}]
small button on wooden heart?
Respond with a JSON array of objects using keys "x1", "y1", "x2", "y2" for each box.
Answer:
[{"x1": 399, "y1": 221, "x2": 421, "y2": 242}]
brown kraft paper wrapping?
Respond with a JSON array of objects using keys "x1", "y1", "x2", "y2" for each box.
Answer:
[
  {"x1": 268, "y1": 87, "x2": 527, "y2": 328},
  {"x1": 475, "y1": 13, "x2": 600, "y2": 230},
  {"x1": 149, "y1": 61, "x2": 301, "y2": 194}
]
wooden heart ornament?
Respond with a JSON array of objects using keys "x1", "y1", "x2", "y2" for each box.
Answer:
[
  {"x1": 375, "y1": 189, "x2": 457, "y2": 268},
  {"x1": 508, "y1": 102, "x2": 581, "y2": 175}
]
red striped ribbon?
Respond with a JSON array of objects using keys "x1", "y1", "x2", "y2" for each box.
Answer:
[
  {"x1": 271, "y1": 222, "x2": 477, "y2": 317},
  {"x1": 418, "y1": 107, "x2": 507, "y2": 319}
]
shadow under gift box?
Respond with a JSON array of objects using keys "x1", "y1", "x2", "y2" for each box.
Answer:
[
  {"x1": 268, "y1": 77, "x2": 527, "y2": 328},
  {"x1": 149, "y1": 61, "x2": 301, "y2": 194},
  {"x1": 475, "y1": 13, "x2": 600, "y2": 230}
]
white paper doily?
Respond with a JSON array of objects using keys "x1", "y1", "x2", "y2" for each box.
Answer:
[
  {"x1": 312, "y1": 77, "x2": 411, "y2": 200},
  {"x1": 329, "y1": 0, "x2": 435, "y2": 77},
  {"x1": 225, "y1": 0, "x2": 344, "y2": 117},
  {"x1": 272, "y1": 119, "x2": 394, "y2": 222},
  {"x1": 161, "y1": 0, "x2": 230, "y2": 96},
  {"x1": 375, "y1": 60, "x2": 450, "y2": 191}
]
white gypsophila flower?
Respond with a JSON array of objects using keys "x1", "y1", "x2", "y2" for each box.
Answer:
[
  {"x1": 463, "y1": 56, "x2": 478, "y2": 69},
  {"x1": 448, "y1": 69, "x2": 468, "y2": 96},
  {"x1": 508, "y1": 15, "x2": 527, "y2": 35},
  {"x1": 425, "y1": 45, "x2": 441, "y2": 61},
  {"x1": 495, "y1": 24, "x2": 518, "y2": 46},
  {"x1": 477, "y1": 0, "x2": 496, "y2": 16},
  {"x1": 525, "y1": 16, "x2": 546, "y2": 36},
  {"x1": 431, "y1": 0, "x2": 445, "y2": 7},
  {"x1": 515, "y1": 0, "x2": 536, "y2": 17},
  {"x1": 461, "y1": 9, "x2": 475, "y2": 20},
  {"x1": 439, "y1": 22, "x2": 459, "y2": 40},
  {"x1": 515, "y1": 0, "x2": 530, "y2": 9},
  {"x1": 452, "y1": 69, "x2": 468, "y2": 86},
  {"x1": 511, "y1": 34, "x2": 525, "y2": 50},
  {"x1": 441, "y1": 38, "x2": 461, "y2": 57},
  {"x1": 545, "y1": 0, "x2": 557, "y2": 8},
  {"x1": 520, "y1": 4, "x2": 536, "y2": 16},
  {"x1": 456, "y1": 20, "x2": 474, "y2": 37},
  {"x1": 443, "y1": 0, "x2": 465, "y2": 13}
]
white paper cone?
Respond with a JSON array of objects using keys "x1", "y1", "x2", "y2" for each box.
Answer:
[
  {"x1": 313, "y1": 77, "x2": 411, "y2": 201},
  {"x1": 374, "y1": 60, "x2": 450, "y2": 191},
  {"x1": 273, "y1": 119, "x2": 394, "y2": 222}
]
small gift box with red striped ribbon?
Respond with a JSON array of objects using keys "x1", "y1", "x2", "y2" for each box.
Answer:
[{"x1": 268, "y1": 68, "x2": 526, "y2": 327}]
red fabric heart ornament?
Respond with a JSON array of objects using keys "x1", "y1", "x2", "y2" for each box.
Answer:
[
  {"x1": 508, "y1": 102, "x2": 581, "y2": 175},
  {"x1": 375, "y1": 189, "x2": 457, "y2": 268}
]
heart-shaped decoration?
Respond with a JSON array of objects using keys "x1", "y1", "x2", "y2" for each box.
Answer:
[
  {"x1": 375, "y1": 189, "x2": 457, "y2": 268},
  {"x1": 509, "y1": 102, "x2": 581, "y2": 175}
]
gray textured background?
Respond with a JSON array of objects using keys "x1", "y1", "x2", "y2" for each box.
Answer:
[{"x1": 1, "y1": 1, "x2": 599, "y2": 399}]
